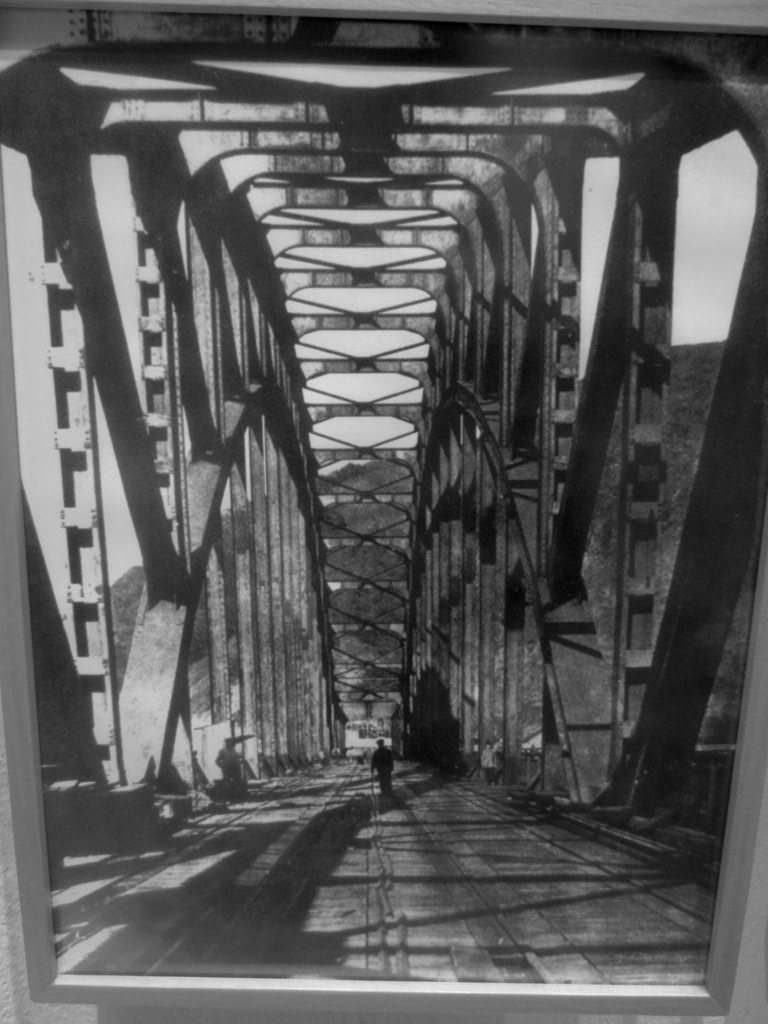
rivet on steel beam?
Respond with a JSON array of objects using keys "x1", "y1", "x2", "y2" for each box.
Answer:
[
  {"x1": 41, "y1": 263, "x2": 72, "y2": 290},
  {"x1": 54, "y1": 427, "x2": 91, "y2": 451},
  {"x1": 47, "y1": 347, "x2": 84, "y2": 372}
]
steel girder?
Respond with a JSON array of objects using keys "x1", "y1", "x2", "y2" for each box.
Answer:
[{"x1": 4, "y1": 25, "x2": 768, "y2": 818}]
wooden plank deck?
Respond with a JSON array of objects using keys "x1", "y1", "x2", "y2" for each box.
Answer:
[{"x1": 53, "y1": 762, "x2": 715, "y2": 984}]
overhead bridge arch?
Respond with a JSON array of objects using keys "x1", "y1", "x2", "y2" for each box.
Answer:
[{"x1": 6, "y1": 16, "x2": 768, "y2": 840}]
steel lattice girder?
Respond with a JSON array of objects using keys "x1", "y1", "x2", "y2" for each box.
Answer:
[{"x1": 4, "y1": 28, "x2": 768, "y2": 807}]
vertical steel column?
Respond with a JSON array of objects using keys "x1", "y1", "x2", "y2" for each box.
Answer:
[
  {"x1": 205, "y1": 533, "x2": 231, "y2": 726},
  {"x1": 447, "y1": 421, "x2": 464, "y2": 739},
  {"x1": 503, "y1": 516, "x2": 524, "y2": 783},
  {"x1": 291, "y1": 480, "x2": 311, "y2": 759},
  {"x1": 436, "y1": 430, "x2": 452, "y2": 749},
  {"x1": 473, "y1": 218, "x2": 486, "y2": 389},
  {"x1": 493, "y1": 184, "x2": 513, "y2": 450},
  {"x1": 188, "y1": 219, "x2": 221, "y2": 431},
  {"x1": 421, "y1": 530, "x2": 431, "y2": 715},
  {"x1": 438, "y1": 516, "x2": 452, "y2": 717},
  {"x1": 44, "y1": 258, "x2": 122, "y2": 784},
  {"x1": 136, "y1": 221, "x2": 179, "y2": 545},
  {"x1": 533, "y1": 158, "x2": 584, "y2": 580},
  {"x1": 279, "y1": 454, "x2": 300, "y2": 761},
  {"x1": 617, "y1": 163, "x2": 675, "y2": 760},
  {"x1": 508, "y1": 188, "x2": 533, "y2": 443},
  {"x1": 230, "y1": 464, "x2": 257, "y2": 768},
  {"x1": 192, "y1": 173, "x2": 236, "y2": 738},
  {"x1": 301, "y1": 530, "x2": 321, "y2": 758},
  {"x1": 249, "y1": 420, "x2": 277, "y2": 765},
  {"x1": 533, "y1": 170, "x2": 559, "y2": 573},
  {"x1": 221, "y1": 492, "x2": 243, "y2": 738},
  {"x1": 294, "y1": 470, "x2": 314, "y2": 760},
  {"x1": 491, "y1": 477, "x2": 508, "y2": 758},
  {"x1": 428, "y1": 486, "x2": 441, "y2": 741},
  {"x1": 265, "y1": 426, "x2": 289, "y2": 763},
  {"x1": 477, "y1": 444, "x2": 496, "y2": 745},
  {"x1": 461, "y1": 424, "x2": 480, "y2": 756},
  {"x1": 409, "y1": 559, "x2": 423, "y2": 745}
]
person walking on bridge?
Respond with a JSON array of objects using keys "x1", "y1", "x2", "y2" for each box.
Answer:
[{"x1": 371, "y1": 738, "x2": 394, "y2": 798}]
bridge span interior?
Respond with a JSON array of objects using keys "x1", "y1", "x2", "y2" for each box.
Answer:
[{"x1": 3, "y1": 11, "x2": 768, "y2": 983}]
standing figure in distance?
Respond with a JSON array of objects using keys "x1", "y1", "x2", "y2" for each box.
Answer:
[
  {"x1": 481, "y1": 741, "x2": 495, "y2": 785},
  {"x1": 469, "y1": 735, "x2": 480, "y2": 777},
  {"x1": 215, "y1": 737, "x2": 245, "y2": 803},
  {"x1": 371, "y1": 738, "x2": 394, "y2": 798},
  {"x1": 493, "y1": 737, "x2": 505, "y2": 786}
]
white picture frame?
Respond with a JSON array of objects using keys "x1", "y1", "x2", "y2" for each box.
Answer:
[{"x1": 1, "y1": 1, "x2": 768, "y2": 1016}]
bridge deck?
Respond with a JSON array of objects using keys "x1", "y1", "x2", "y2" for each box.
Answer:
[{"x1": 52, "y1": 764, "x2": 714, "y2": 984}]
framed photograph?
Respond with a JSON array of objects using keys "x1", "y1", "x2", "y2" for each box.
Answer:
[{"x1": 2, "y1": 0, "x2": 768, "y2": 1015}]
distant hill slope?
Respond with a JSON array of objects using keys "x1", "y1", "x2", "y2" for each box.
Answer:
[
  {"x1": 110, "y1": 565, "x2": 145, "y2": 690},
  {"x1": 109, "y1": 563, "x2": 224, "y2": 718}
]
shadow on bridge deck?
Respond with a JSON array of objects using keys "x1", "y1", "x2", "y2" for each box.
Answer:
[{"x1": 50, "y1": 762, "x2": 714, "y2": 985}]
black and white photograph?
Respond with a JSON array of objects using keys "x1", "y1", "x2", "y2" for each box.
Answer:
[{"x1": 2, "y1": 4, "x2": 768, "y2": 997}]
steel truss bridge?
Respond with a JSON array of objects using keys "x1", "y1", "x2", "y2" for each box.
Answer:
[{"x1": 4, "y1": 13, "x2": 768, "y2": 832}]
